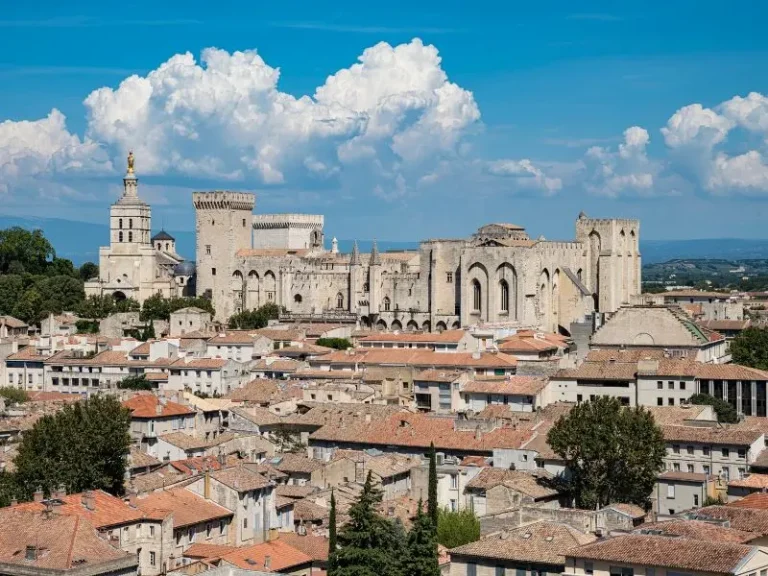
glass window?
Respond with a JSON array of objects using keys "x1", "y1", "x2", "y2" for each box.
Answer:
[
  {"x1": 657, "y1": 381, "x2": 663, "y2": 389},
  {"x1": 585, "y1": 562, "x2": 594, "y2": 575},
  {"x1": 722, "y1": 448, "x2": 730, "y2": 457},
  {"x1": 467, "y1": 563, "x2": 477, "y2": 576},
  {"x1": 686, "y1": 446, "x2": 693, "y2": 455},
  {"x1": 673, "y1": 445, "x2": 680, "y2": 454},
  {"x1": 703, "y1": 446, "x2": 710, "y2": 456},
  {"x1": 657, "y1": 397, "x2": 663, "y2": 406},
  {"x1": 668, "y1": 381, "x2": 674, "y2": 389}
]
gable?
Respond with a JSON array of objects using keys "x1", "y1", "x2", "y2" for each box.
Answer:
[{"x1": 591, "y1": 308, "x2": 701, "y2": 348}]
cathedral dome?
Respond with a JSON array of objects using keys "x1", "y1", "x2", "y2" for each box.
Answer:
[{"x1": 173, "y1": 261, "x2": 195, "y2": 277}]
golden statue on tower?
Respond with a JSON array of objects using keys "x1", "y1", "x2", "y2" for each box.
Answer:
[{"x1": 127, "y1": 151, "x2": 135, "y2": 174}]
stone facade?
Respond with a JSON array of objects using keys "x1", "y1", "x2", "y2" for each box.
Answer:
[
  {"x1": 195, "y1": 194, "x2": 641, "y2": 330},
  {"x1": 86, "y1": 157, "x2": 194, "y2": 304}
]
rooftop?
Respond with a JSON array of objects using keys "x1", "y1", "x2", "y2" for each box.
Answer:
[
  {"x1": 135, "y1": 488, "x2": 233, "y2": 528},
  {"x1": 219, "y1": 539, "x2": 312, "y2": 572}
]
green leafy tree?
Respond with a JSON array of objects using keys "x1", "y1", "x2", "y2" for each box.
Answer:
[
  {"x1": 47, "y1": 258, "x2": 78, "y2": 278},
  {"x1": 547, "y1": 396, "x2": 665, "y2": 510},
  {"x1": 79, "y1": 262, "x2": 99, "y2": 282},
  {"x1": 329, "y1": 490, "x2": 338, "y2": 573},
  {"x1": 689, "y1": 393, "x2": 739, "y2": 423},
  {"x1": 35, "y1": 275, "x2": 85, "y2": 315},
  {"x1": 14, "y1": 396, "x2": 131, "y2": 497},
  {"x1": 316, "y1": 338, "x2": 353, "y2": 350},
  {"x1": 332, "y1": 471, "x2": 403, "y2": 576},
  {"x1": 114, "y1": 298, "x2": 141, "y2": 313},
  {"x1": 228, "y1": 303, "x2": 282, "y2": 329},
  {"x1": 0, "y1": 471, "x2": 22, "y2": 507},
  {"x1": 731, "y1": 327, "x2": 768, "y2": 370},
  {"x1": 0, "y1": 387, "x2": 29, "y2": 405},
  {"x1": 436, "y1": 508, "x2": 480, "y2": 548},
  {"x1": 75, "y1": 320, "x2": 100, "y2": 334},
  {"x1": 402, "y1": 501, "x2": 439, "y2": 576},
  {"x1": 12, "y1": 287, "x2": 43, "y2": 324},
  {"x1": 118, "y1": 375, "x2": 153, "y2": 391},
  {"x1": 140, "y1": 293, "x2": 170, "y2": 322},
  {"x1": 0, "y1": 227, "x2": 55, "y2": 275},
  {"x1": 427, "y1": 443, "x2": 438, "y2": 530},
  {"x1": 0, "y1": 275, "x2": 24, "y2": 316}
]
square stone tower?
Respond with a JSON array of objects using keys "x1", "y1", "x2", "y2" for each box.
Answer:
[{"x1": 193, "y1": 191, "x2": 255, "y2": 321}]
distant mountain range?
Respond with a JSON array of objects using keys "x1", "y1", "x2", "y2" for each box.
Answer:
[{"x1": 3, "y1": 215, "x2": 768, "y2": 266}]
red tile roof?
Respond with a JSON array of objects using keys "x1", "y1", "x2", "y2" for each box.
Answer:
[
  {"x1": 122, "y1": 394, "x2": 195, "y2": 418},
  {"x1": 12, "y1": 490, "x2": 144, "y2": 529},
  {"x1": 135, "y1": 488, "x2": 233, "y2": 528},
  {"x1": 358, "y1": 330, "x2": 466, "y2": 344},
  {"x1": 277, "y1": 533, "x2": 329, "y2": 561},
  {"x1": 220, "y1": 539, "x2": 312, "y2": 571},
  {"x1": 462, "y1": 376, "x2": 548, "y2": 396}
]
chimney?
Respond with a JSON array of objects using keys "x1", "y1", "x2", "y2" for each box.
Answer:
[
  {"x1": 128, "y1": 491, "x2": 138, "y2": 508},
  {"x1": 10, "y1": 497, "x2": 17, "y2": 506},
  {"x1": 83, "y1": 490, "x2": 95, "y2": 511},
  {"x1": 264, "y1": 556, "x2": 271, "y2": 570},
  {"x1": 474, "y1": 426, "x2": 482, "y2": 441},
  {"x1": 204, "y1": 468, "x2": 211, "y2": 500},
  {"x1": 25, "y1": 545, "x2": 37, "y2": 561},
  {"x1": 33, "y1": 487, "x2": 44, "y2": 503},
  {"x1": 155, "y1": 403, "x2": 163, "y2": 416}
]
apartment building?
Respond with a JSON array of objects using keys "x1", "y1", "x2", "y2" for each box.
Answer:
[
  {"x1": 122, "y1": 394, "x2": 197, "y2": 448},
  {"x1": 357, "y1": 329, "x2": 474, "y2": 352},
  {"x1": 460, "y1": 376, "x2": 553, "y2": 412},
  {"x1": 167, "y1": 358, "x2": 249, "y2": 396},
  {"x1": 413, "y1": 370, "x2": 467, "y2": 413}
]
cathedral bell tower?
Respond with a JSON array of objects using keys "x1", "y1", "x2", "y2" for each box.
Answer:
[{"x1": 110, "y1": 151, "x2": 151, "y2": 248}]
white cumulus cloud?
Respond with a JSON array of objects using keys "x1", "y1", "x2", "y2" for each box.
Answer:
[
  {"x1": 583, "y1": 126, "x2": 656, "y2": 197},
  {"x1": 486, "y1": 159, "x2": 562, "y2": 195}
]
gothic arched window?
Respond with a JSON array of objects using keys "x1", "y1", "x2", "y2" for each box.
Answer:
[
  {"x1": 500, "y1": 280, "x2": 509, "y2": 312},
  {"x1": 129, "y1": 218, "x2": 133, "y2": 229},
  {"x1": 336, "y1": 293, "x2": 344, "y2": 309},
  {"x1": 383, "y1": 297, "x2": 391, "y2": 311},
  {"x1": 119, "y1": 218, "x2": 123, "y2": 229},
  {"x1": 472, "y1": 280, "x2": 482, "y2": 312}
]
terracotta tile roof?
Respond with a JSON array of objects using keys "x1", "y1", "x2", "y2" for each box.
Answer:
[
  {"x1": 269, "y1": 454, "x2": 324, "y2": 474},
  {"x1": 727, "y1": 492, "x2": 768, "y2": 509},
  {"x1": 296, "y1": 369, "x2": 364, "y2": 380},
  {"x1": 658, "y1": 471, "x2": 708, "y2": 482},
  {"x1": 450, "y1": 520, "x2": 594, "y2": 566},
  {"x1": 253, "y1": 328, "x2": 304, "y2": 341},
  {"x1": 275, "y1": 485, "x2": 315, "y2": 499},
  {"x1": 414, "y1": 369, "x2": 463, "y2": 382},
  {"x1": 285, "y1": 403, "x2": 405, "y2": 428},
  {"x1": 605, "y1": 503, "x2": 646, "y2": 518},
  {"x1": 312, "y1": 348, "x2": 518, "y2": 369},
  {"x1": 252, "y1": 358, "x2": 305, "y2": 372},
  {"x1": 211, "y1": 466, "x2": 271, "y2": 492},
  {"x1": 144, "y1": 372, "x2": 169, "y2": 381},
  {"x1": 637, "y1": 358, "x2": 701, "y2": 377},
  {"x1": 129, "y1": 342, "x2": 151, "y2": 356},
  {"x1": 0, "y1": 315, "x2": 27, "y2": 328},
  {"x1": 700, "y1": 320, "x2": 751, "y2": 331},
  {"x1": 275, "y1": 495, "x2": 295, "y2": 509},
  {"x1": 169, "y1": 455, "x2": 239, "y2": 475},
  {"x1": 729, "y1": 474, "x2": 768, "y2": 490},
  {"x1": 277, "y1": 533, "x2": 329, "y2": 561},
  {"x1": 5, "y1": 347, "x2": 50, "y2": 361},
  {"x1": 696, "y1": 363, "x2": 768, "y2": 381},
  {"x1": 293, "y1": 499, "x2": 329, "y2": 523},
  {"x1": 567, "y1": 534, "x2": 756, "y2": 574},
  {"x1": 227, "y1": 379, "x2": 291, "y2": 404},
  {"x1": 207, "y1": 331, "x2": 259, "y2": 345},
  {"x1": 465, "y1": 468, "x2": 559, "y2": 499},
  {"x1": 276, "y1": 343, "x2": 334, "y2": 356},
  {"x1": 122, "y1": 394, "x2": 195, "y2": 418},
  {"x1": 129, "y1": 470, "x2": 190, "y2": 493},
  {"x1": 309, "y1": 412, "x2": 534, "y2": 453},
  {"x1": 358, "y1": 330, "x2": 466, "y2": 344},
  {"x1": 171, "y1": 358, "x2": 229, "y2": 370},
  {"x1": 135, "y1": 488, "x2": 233, "y2": 528},
  {"x1": 0, "y1": 508, "x2": 135, "y2": 571},
  {"x1": 645, "y1": 405, "x2": 711, "y2": 425},
  {"x1": 463, "y1": 376, "x2": 549, "y2": 396},
  {"x1": 554, "y1": 362, "x2": 637, "y2": 381},
  {"x1": 26, "y1": 391, "x2": 80, "y2": 403},
  {"x1": 636, "y1": 519, "x2": 754, "y2": 543},
  {"x1": 660, "y1": 424, "x2": 763, "y2": 445},
  {"x1": 694, "y1": 505, "x2": 768, "y2": 534},
  {"x1": 585, "y1": 348, "x2": 667, "y2": 363},
  {"x1": 159, "y1": 431, "x2": 236, "y2": 450},
  {"x1": 220, "y1": 539, "x2": 312, "y2": 571},
  {"x1": 130, "y1": 448, "x2": 161, "y2": 469},
  {"x1": 12, "y1": 490, "x2": 144, "y2": 529},
  {"x1": 364, "y1": 453, "x2": 420, "y2": 479},
  {"x1": 498, "y1": 332, "x2": 563, "y2": 353},
  {"x1": 230, "y1": 406, "x2": 283, "y2": 427},
  {"x1": 183, "y1": 543, "x2": 239, "y2": 560},
  {"x1": 460, "y1": 455, "x2": 488, "y2": 466}
]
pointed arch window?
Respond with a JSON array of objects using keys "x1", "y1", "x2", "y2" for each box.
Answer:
[
  {"x1": 119, "y1": 218, "x2": 123, "y2": 229},
  {"x1": 472, "y1": 280, "x2": 482, "y2": 312},
  {"x1": 500, "y1": 280, "x2": 509, "y2": 312},
  {"x1": 336, "y1": 293, "x2": 344, "y2": 309},
  {"x1": 383, "y1": 297, "x2": 391, "y2": 311},
  {"x1": 129, "y1": 218, "x2": 133, "y2": 229}
]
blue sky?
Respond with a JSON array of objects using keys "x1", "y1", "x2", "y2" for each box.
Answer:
[{"x1": 3, "y1": 0, "x2": 768, "y2": 241}]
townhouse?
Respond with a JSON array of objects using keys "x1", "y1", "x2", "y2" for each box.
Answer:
[
  {"x1": 564, "y1": 533, "x2": 768, "y2": 576},
  {"x1": 168, "y1": 358, "x2": 249, "y2": 396},
  {"x1": 357, "y1": 329, "x2": 474, "y2": 352},
  {"x1": 460, "y1": 376, "x2": 553, "y2": 412},
  {"x1": 449, "y1": 520, "x2": 595, "y2": 576},
  {"x1": 123, "y1": 394, "x2": 197, "y2": 450},
  {"x1": 5, "y1": 347, "x2": 50, "y2": 390},
  {"x1": 413, "y1": 370, "x2": 468, "y2": 413},
  {"x1": 205, "y1": 331, "x2": 265, "y2": 362},
  {"x1": 187, "y1": 466, "x2": 279, "y2": 545},
  {"x1": 463, "y1": 467, "x2": 561, "y2": 516}
]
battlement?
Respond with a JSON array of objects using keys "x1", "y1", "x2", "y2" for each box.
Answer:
[
  {"x1": 193, "y1": 191, "x2": 255, "y2": 211},
  {"x1": 252, "y1": 214, "x2": 324, "y2": 230}
]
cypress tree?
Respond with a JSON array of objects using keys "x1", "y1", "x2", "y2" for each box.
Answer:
[
  {"x1": 402, "y1": 500, "x2": 440, "y2": 576},
  {"x1": 427, "y1": 442, "x2": 438, "y2": 529},
  {"x1": 334, "y1": 471, "x2": 401, "y2": 576},
  {"x1": 328, "y1": 489, "x2": 338, "y2": 574}
]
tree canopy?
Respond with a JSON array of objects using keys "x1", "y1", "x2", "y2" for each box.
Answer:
[
  {"x1": 316, "y1": 338, "x2": 353, "y2": 350},
  {"x1": 547, "y1": 396, "x2": 666, "y2": 510},
  {"x1": 228, "y1": 302, "x2": 282, "y2": 329},
  {"x1": 331, "y1": 471, "x2": 405, "y2": 576},
  {"x1": 731, "y1": 327, "x2": 768, "y2": 370},
  {"x1": 689, "y1": 393, "x2": 739, "y2": 423},
  {"x1": 436, "y1": 508, "x2": 480, "y2": 549},
  {"x1": 14, "y1": 395, "x2": 131, "y2": 498},
  {"x1": 118, "y1": 375, "x2": 153, "y2": 391},
  {"x1": 0, "y1": 228, "x2": 55, "y2": 276},
  {"x1": 402, "y1": 502, "x2": 440, "y2": 576},
  {"x1": 0, "y1": 387, "x2": 29, "y2": 406}
]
